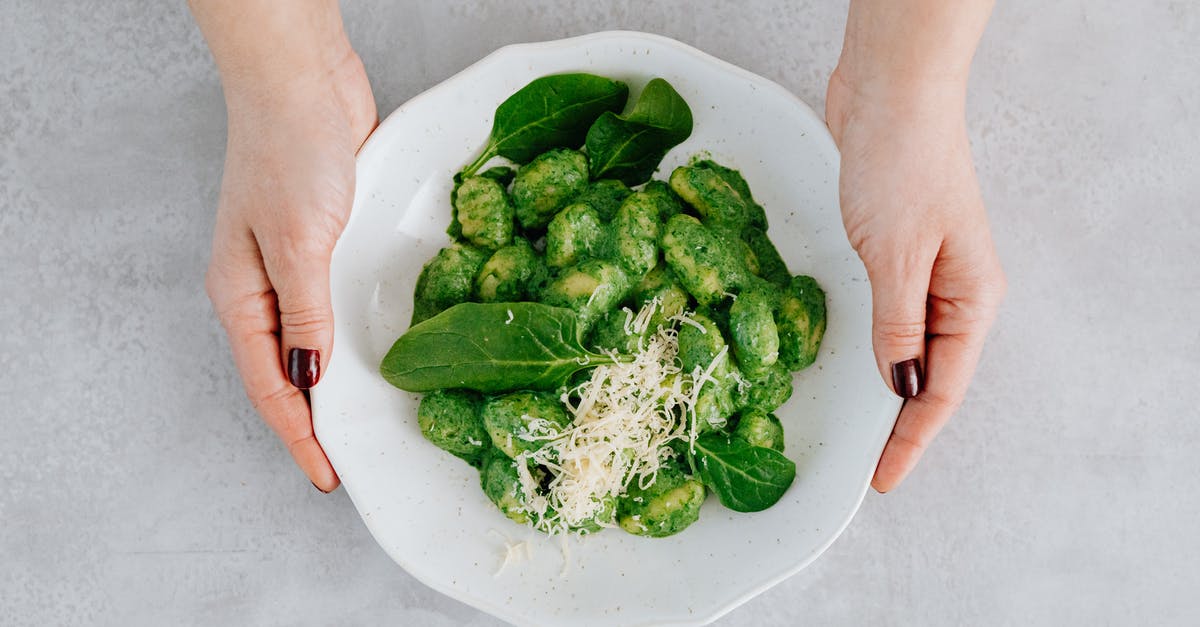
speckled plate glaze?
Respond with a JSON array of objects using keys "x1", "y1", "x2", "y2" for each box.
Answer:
[{"x1": 313, "y1": 31, "x2": 901, "y2": 627}]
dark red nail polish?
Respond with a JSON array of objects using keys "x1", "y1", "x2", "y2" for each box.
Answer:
[
  {"x1": 288, "y1": 348, "x2": 320, "y2": 389},
  {"x1": 891, "y1": 358, "x2": 923, "y2": 398}
]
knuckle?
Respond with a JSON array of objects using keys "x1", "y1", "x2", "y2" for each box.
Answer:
[
  {"x1": 919, "y1": 386, "x2": 962, "y2": 414},
  {"x1": 279, "y1": 304, "x2": 331, "y2": 337},
  {"x1": 284, "y1": 232, "x2": 334, "y2": 259},
  {"x1": 890, "y1": 430, "x2": 927, "y2": 455},
  {"x1": 286, "y1": 433, "x2": 317, "y2": 455},
  {"x1": 211, "y1": 289, "x2": 275, "y2": 335},
  {"x1": 874, "y1": 319, "x2": 926, "y2": 345},
  {"x1": 260, "y1": 211, "x2": 340, "y2": 258},
  {"x1": 249, "y1": 385, "x2": 312, "y2": 443},
  {"x1": 250, "y1": 383, "x2": 295, "y2": 414},
  {"x1": 263, "y1": 241, "x2": 326, "y2": 275}
]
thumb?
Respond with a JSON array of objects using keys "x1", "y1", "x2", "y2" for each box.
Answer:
[
  {"x1": 864, "y1": 247, "x2": 935, "y2": 398},
  {"x1": 263, "y1": 238, "x2": 335, "y2": 390}
]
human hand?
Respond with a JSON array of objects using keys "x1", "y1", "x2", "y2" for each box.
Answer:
[
  {"x1": 204, "y1": 45, "x2": 377, "y2": 492},
  {"x1": 825, "y1": 69, "x2": 1006, "y2": 493}
]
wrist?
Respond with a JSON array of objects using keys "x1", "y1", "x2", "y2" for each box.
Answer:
[
  {"x1": 825, "y1": 66, "x2": 967, "y2": 147},
  {"x1": 191, "y1": 0, "x2": 356, "y2": 106},
  {"x1": 830, "y1": 0, "x2": 991, "y2": 118},
  {"x1": 828, "y1": 63, "x2": 967, "y2": 112},
  {"x1": 220, "y1": 36, "x2": 357, "y2": 106},
  {"x1": 834, "y1": 38, "x2": 974, "y2": 95}
]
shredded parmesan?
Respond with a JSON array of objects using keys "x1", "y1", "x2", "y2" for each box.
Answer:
[
  {"x1": 502, "y1": 300, "x2": 747, "y2": 541},
  {"x1": 728, "y1": 369, "x2": 751, "y2": 394},
  {"x1": 686, "y1": 345, "x2": 729, "y2": 455},
  {"x1": 488, "y1": 529, "x2": 531, "y2": 577},
  {"x1": 505, "y1": 309, "x2": 514, "y2": 325},
  {"x1": 509, "y1": 300, "x2": 700, "y2": 536},
  {"x1": 559, "y1": 533, "x2": 572, "y2": 577},
  {"x1": 674, "y1": 312, "x2": 708, "y2": 333}
]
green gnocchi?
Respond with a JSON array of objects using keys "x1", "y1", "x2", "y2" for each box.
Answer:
[{"x1": 389, "y1": 73, "x2": 828, "y2": 539}]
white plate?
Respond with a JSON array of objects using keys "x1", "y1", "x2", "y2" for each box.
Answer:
[{"x1": 314, "y1": 30, "x2": 900, "y2": 627}]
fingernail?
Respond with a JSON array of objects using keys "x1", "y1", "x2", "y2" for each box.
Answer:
[
  {"x1": 311, "y1": 481, "x2": 330, "y2": 494},
  {"x1": 891, "y1": 358, "x2": 923, "y2": 398},
  {"x1": 288, "y1": 348, "x2": 320, "y2": 389}
]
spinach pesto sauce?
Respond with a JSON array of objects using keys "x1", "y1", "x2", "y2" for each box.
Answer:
[{"x1": 381, "y1": 73, "x2": 827, "y2": 538}]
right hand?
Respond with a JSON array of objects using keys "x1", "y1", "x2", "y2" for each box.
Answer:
[{"x1": 205, "y1": 48, "x2": 377, "y2": 492}]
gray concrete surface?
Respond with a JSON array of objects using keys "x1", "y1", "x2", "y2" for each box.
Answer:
[{"x1": 3, "y1": 1, "x2": 1198, "y2": 625}]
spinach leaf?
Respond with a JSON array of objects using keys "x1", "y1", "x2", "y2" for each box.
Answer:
[
  {"x1": 461, "y1": 74, "x2": 629, "y2": 177},
  {"x1": 692, "y1": 433, "x2": 796, "y2": 512},
  {"x1": 586, "y1": 78, "x2": 693, "y2": 186},
  {"x1": 380, "y1": 302, "x2": 617, "y2": 393}
]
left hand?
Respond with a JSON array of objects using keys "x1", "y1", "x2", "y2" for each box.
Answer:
[{"x1": 825, "y1": 68, "x2": 1007, "y2": 493}]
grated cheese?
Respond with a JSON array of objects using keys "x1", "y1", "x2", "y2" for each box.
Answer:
[
  {"x1": 674, "y1": 312, "x2": 708, "y2": 333},
  {"x1": 728, "y1": 370, "x2": 751, "y2": 394},
  {"x1": 510, "y1": 300, "x2": 699, "y2": 536},
  {"x1": 488, "y1": 529, "x2": 532, "y2": 577},
  {"x1": 503, "y1": 300, "x2": 746, "y2": 540},
  {"x1": 686, "y1": 345, "x2": 729, "y2": 455}
]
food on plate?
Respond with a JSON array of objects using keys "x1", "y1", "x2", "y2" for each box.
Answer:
[{"x1": 381, "y1": 73, "x2": 827, "y2": 537}]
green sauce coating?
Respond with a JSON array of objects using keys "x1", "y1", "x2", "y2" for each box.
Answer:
[
  {"x1": 744, "y1": 227, "x2": 790, "y2": 287},
  {"x1": 545, "y1": 202, "x2": 604, "y2": 268},
  {"x1": 677, "y1": 312, "x2": 741, "y2": 431},
  {"x1": 587, "y1": 308, "x2": 642, "y2": 354},
  {"x1": 479, "y1": 448, "x2": 533, "y2": 524},
  {"x1": 633, "y1": 263, "x2": 692, "y2": 331},
  {"x1": 571, "y1": 179, "x2": 631, "y2": 222},
  {"x1": 714, "y1": 225, "x2": 761, "y2": 277},
  {"x1": 417, "y1": 390, "x2": 491, "y2": 466},
  {"x1": 640, "y1": 179, "x2": 685, "y2": 221},
  {"x1": 481, "y1": 391, "x2": 570, "y2": 459},
  {"x1": 676, "y1": 311, "x2": 726, "y2": 373},
  {"x1": 539, "y1": 259, "x2": 632, "y2": 333},
  {"x1": 734, "y1": 361, "x2": 794, "y2": 414},
  {"x1": 693, "y1": 159, "x2": 768, "y2": 230},
  {"x1": 610, "y1": 191, "x2": 663, "y2": 279},
  {"x1": 661, "y1": 214, "x2": 750, "y2": 306},
  {"x1": 412, "y1": 243, "x2": 488, "y2": 325},
  {"x1": 728, "y1": 288, "x2": 781, "y2": 376},
  {"x1": 668, "y1": 164, "x2": 753, "y2": 230},
  {"x1": 511, "y1": 149, "x2": 589, "y2": 229},
  {"x1": 474, "y1": 240, "x2": 543, "y2": 302},
  {"x1": 453, "y1": 175, "x2": 514, "y2": 250},
  {"x1": 733, "y1": 410, "x2": 785, "y2": 452},
  {"x1": 776, "y1": 275, "x2": 827, "y2": 371},
  {"x1": 617, "y1": 464, "x2": 706, "y2": 537}
]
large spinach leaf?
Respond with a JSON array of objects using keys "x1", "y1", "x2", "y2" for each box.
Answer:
[
  {"x1": 692, "y1": 432, "x2": 796, "y2": 512},
  {"x1": 461, "y1": 74, "x2": 629, "y2": 177},
  {"x1": 585, "y1": 78, "x2": 693, "y2": 186},
  {"x1": 380, "y1": 302, "x2": 616, "y2": 393}
]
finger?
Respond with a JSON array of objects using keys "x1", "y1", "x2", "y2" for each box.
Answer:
[
  {"x1": 871, "y1": 236, "x2": 1004, "y2": 492},
  {"x1": 259, "y1": 235, "x2": 335, "y2": 391},
  {"x1": 208, "y1": 225, "x2": 340, "y2": 492},
  {"x1": 871, "y1": 330, "x2": 984, "y2": 493},
  {"x1": 863, "y1": 242, "x2": 939, "y2": 397}
]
